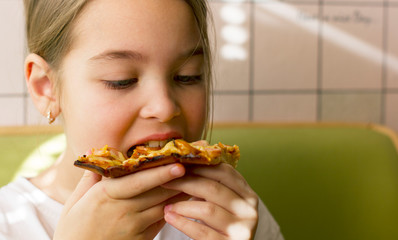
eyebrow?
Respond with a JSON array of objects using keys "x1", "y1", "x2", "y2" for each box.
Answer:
[
  {"x1": 88, "y1": 50, "x2": 144, "y2": 62},
  {"x1": 88, "y1": 46, "x2": 204, "y2": 63}
]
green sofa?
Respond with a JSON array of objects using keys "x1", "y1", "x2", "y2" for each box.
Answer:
[{"x1": 1, "y1": 123, "x2": 398, "y2": 240}]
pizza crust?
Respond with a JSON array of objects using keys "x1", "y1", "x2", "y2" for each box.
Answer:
[{"x1": 74, "y1": 139, "x2": 240, "y2": 178}]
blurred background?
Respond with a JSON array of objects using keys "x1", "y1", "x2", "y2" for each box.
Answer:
[
  {"x1": 1, "y1": 0, "x2": 397, "y2": 131},
  {"x1": 1, "y1": 2, "x2": 398, "y2": 238}
]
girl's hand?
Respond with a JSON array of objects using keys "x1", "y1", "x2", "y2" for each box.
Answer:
[
  {"x1": 54, "y1": 163, "x2": 186, "y2": 240},
  {"x1": 162, "y1": 163, "x2": 259, "y2": 240}
]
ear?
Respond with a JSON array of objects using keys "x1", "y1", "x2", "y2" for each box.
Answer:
[{"x1": 25, "y1": 53, "x2": 61, "y2": 119}]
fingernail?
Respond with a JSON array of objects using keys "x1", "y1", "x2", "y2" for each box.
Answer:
[
  {"x1": 164, "y1": 210, "x2": 177, "y2": 222},
  {"x1": 170, "y1": 164, "x2": 184, "y2": 176},
  {"x1": 164, "y1": 204, "x2": 173, "y2": 213}
]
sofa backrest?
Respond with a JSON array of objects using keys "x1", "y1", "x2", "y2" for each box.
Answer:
[
  {"x1": 210, "y1": 123, "x2": 398, "y2": 240},
  {"x1": 1, "y1": 123, "x2": 398, "y2": 239}
]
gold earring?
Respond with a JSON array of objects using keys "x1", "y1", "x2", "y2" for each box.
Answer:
[{"x1": 47, "y1": 110, "x2": 55, "y2": 124}]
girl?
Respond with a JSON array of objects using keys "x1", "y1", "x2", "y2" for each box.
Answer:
[{"x1": 0, "y1": 0, "x2": 283, "y2": 239}]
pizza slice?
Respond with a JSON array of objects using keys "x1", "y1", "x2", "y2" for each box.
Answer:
[{"x1": 74, "y1": 139, "x2": 240, "y2": 178}]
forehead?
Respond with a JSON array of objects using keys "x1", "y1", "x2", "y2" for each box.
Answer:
[{"x1": 70, "y1": 0, "x2": 201, "y2": 60}]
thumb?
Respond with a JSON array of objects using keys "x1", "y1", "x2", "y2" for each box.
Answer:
[{"x1": 63, "y1": 170, "x2": 102, "y2": 211}]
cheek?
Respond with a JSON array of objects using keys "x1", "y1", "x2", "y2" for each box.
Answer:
[
  {"x1": 180, "y1": 89, "x2": 207, "y2": 140},
  {"x1": 60, "y1": 80, "x2": 133, "y2": 155},
  {"x1": 58, "y1": 53, "x2": 136, "y2": 155},
  {"x1": 61, "y1": 92, "x2": 106, "y2": 153}
]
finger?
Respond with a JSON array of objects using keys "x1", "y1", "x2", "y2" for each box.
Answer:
[
  {"x1": 162, "y1": 175, "x2": 237, "y2": 211},
  {"x1": 164, "y1": 192, "x2": 191, "y2": 205},
  {"x1": 64, "y1": 170, "x2": 102, "y2": 211},
  {"x1": 129, "y1": 187, "x2": 182, "y2": 212},
  {"x1": 139, "y1": 219, "x2": 166, "y2": 240},
  {"x1": 164, "y1": 210, "x2": 228, "y2": 240},
  {"x1": 126, "y1": 192, "x2": 190, "y2": 234},
  {"x1": 103, "y1": 163, "x2": 185, "y2": 199},
  {"x1": 164, "y1": 200, "x2": 238, "y2": 234},
  {"x1": 133, "y1": 202, "x2": 170, "y2": 233},
  {"x1": 162, "y1": 176, "x2": 257, "y2": 218},
  {"x1": 190, "y1": 164, "x2": 258, "y2": 206}
]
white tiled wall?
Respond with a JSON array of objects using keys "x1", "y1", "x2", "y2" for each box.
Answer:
[
  {"x1": 321, "y1": 5, "x2": 383, "y2": 90},
  {"x1": 1, "y1": 0, "x2": 398, "y2": 133},
  {"x1": 387, "y1": 7, "x2": 398, "y2": 88},
  {"x1": 0, "y1": 0, "x2": 26, "y2": 125},
  {"x1": 212, "y1": 2, "x2": 251, "y2": 92},
  {"x1": 386, "y1": 93, "x2": 398, "y2": 131},
  {"x1": 213, "y1": 94, "x2": 250, "y2": 122},
  {"x1": 253, "y1": 93, "x2": 318, "y2": 122},
  {"x1": 0, "y1": 97, "x2": 24, "y2": 125},
  {"x1": 321, "y1": 92, "x2": 382, "y2": 122},
  {"x1": 253, "y1": 3, "x2": 319, "y2": 91},
  {"x1": 0, "y1": 0, "x2": 25, "y2": 95},
  {"x1": 209, "y1": 0, "x2": 398, "y2": 132}
]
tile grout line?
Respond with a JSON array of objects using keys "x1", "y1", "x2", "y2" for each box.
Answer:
[
  {"x1": 247, "y1": 0, "x2": 385, "y2": 6},
  {"x1": 380, "y1": 0, "x2": 388, "y2": 125},
  {"x1": 213, "y1": 89, "x2": 395, "y2": 95},
  {"x1": 0, "y1": 93, "x2": 27, "y2": 97},
  {"x1": 23, "y1": 36, "x2": 28, "y2": 125},
  {"x1": 248, "y1": 0, "x2": 255, "y2": 122},
  {"x1": 316, "y1": 0, "x2": 324, "y2": 121},
  {"x1": 23, "y1": 94, "x2": 28, "y2": 125},
  {"x1": 323, "y1": 1, "x2": 385, "y2": 6}
]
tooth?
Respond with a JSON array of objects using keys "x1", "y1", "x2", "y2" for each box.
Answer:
[
  {"x1": 148, "y1": 141, "x2": 159, "y2": 148},
  {"x1": 147, "y1": 140, "x2": 168, "y2": 148}
]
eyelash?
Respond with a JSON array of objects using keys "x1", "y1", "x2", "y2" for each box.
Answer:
[
  {"x1": 103, "y1": 75, "x2": 203, "y2": 90},
  {"x1": 103, "y1": 79, "x2": 137, "y2": 90},
  {"x1": 174, "y1": 75, "x2": 203, "y2": 85}
]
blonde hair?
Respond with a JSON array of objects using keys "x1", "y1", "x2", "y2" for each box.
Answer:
[
  {"x1": 184, "y1": 0, "x2": 214, "y2": 138},
  {"x1": 24, "y1": 0, "x2": 214, "y2": 137},
  {"x1": 24, "y1": 0, "x2": 88, "y2": 69}
]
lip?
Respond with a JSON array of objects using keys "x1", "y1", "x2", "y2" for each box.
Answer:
[
  {"x1": 132, "y1": 131, "x2": 183, "y2": 147},
  {"x1": 125, "y1": 131, "x2": 183, "y2": 158}
]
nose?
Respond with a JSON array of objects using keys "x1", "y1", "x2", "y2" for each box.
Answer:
[{"x1": 139, "y1": 81, "x2": 181, "y2": 122}]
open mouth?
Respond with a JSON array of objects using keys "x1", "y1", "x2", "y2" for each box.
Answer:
[{"x1": 126, "y1": 139, "x2": 172, "y2": 158}]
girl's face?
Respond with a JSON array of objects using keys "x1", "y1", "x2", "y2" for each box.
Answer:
[{"x1": 59, "y1": 0, "x2": 207, "y2": 158}]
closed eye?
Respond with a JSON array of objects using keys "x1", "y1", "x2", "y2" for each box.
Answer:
[
  {"x1": 174, "y1": 75, "x2": 203, "y2": 85},
  {"x1": 103, "y1": 79, "x2": 138, "y2": 90}
]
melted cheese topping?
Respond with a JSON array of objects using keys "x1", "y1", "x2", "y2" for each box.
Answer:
[{"x1": 78, "y1": 139, "x2": 239, "y2": 169}]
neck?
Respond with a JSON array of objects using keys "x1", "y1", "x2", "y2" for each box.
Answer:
[{"x1": 30, "y1": 149, "x2": 85, "y2": 204}]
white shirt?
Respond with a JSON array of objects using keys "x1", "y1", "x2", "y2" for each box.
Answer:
[{"x1": 0, "y1": 178, "x2": 283, "y2": 240}]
